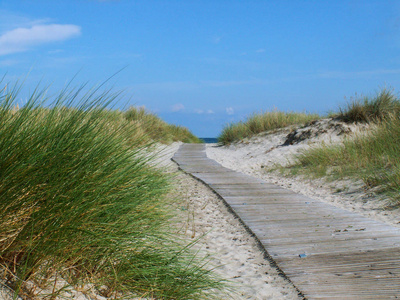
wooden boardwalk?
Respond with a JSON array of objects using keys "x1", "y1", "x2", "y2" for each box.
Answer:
[{"x1": 172, "y1": 143, "x2": 400, "y2": 299}]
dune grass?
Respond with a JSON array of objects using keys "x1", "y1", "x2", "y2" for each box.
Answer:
[
  {"x1": 124, "y1": 106, "x2": 201, "y2": 144},
  {"x1": 218, "y1": 110, "x2": 320, "y2": 145},
  {"x1": 335, "y1": 88, "x2": 400, "y2": 123},
  {"x1": 291, "y1": 89, "x2": 400, "y2": 205},
  {"x1": 0, "y1": 80, "x2": 222, "y2": 299}
]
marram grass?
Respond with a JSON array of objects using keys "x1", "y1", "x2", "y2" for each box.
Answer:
[
  {"x1": 336, "y1": 88, "x2": 400, "y2": 123},
  {"x1": 218, "y1": 110, "x2": 320, "y2": 145},
  {"x1": 124, "y1": 106, "x2": 201, "y2": 144},
  {"x1": 0, "y1": 80, "x2": 222, "y2": 299},
  {"x1": 291, "y1": 89, "x2": 400, "y2": 205},
  {"x1": 292, "y1": 117, "x2": 400, "y2": 204}
]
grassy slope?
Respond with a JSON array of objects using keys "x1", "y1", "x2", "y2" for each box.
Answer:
[
  {"x1": 292, "y1": 89, "x2": 400, "y2": 204},
  {"x1": 218, "y1": 110, "x2": 320, "y2": 145},
  {"x1": 124, "y1": 106, "x2": 201, "y2": 144},
  {"x1": 0, "y1": 81, "x2": 221, "y2": 299}
]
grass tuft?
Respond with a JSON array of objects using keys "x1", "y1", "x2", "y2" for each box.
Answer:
[
  {"x1": 218, "y1": 110, "x2": 320, "y2": 145},
  {"x1": 0, "y1": 79, "x2": 222, "y2": 299},
  {"x1": 336, "y1": 88, "x2": 400, "y2": 123},
  {"x1": 292, "y1": 88, "x2": 400, "y2": 205}
]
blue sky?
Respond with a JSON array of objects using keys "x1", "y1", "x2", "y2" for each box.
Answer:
[{"x1": 1, "y1": 1, "x2": 400, "y2": 137}]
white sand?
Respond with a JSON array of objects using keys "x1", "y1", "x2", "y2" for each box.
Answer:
[{"x1": 206, "y1": 118, "x2": 400, "y2": 227}]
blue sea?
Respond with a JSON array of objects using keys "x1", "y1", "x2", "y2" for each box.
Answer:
[{"x1": 200, "y1": 137, "x2": 218, "y2": 143}]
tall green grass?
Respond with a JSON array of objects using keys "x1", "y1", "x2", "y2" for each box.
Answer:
[
  {"x1": 218, "y1": 110, "x2": 320, "y2": 145},
  {"x1": 292, "y1": 89, "x2": 400, "y2": 205},
  {"x1": 124, "y1": 106, "x2": 201, "y2": 143},
  {"x1": 336, "y1": 88, "x2": 400, "y2": 123},
  {"x1": 0, "y1": 81, "x2": 221, "y2": 299}
]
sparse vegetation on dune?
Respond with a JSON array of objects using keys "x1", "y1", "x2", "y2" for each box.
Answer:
[
  {"x1": 292, "y1": 89, "x2": 400, "y2": 204},
  {"x1": 219, "y1": 88, "x2": 400, "y2": 205},
  {"x1": 218, "y1": 110, "x2": 320, "y2": 145},
  {"x1": 0, "y1": 80, "x2": 222, "y2": 299}
]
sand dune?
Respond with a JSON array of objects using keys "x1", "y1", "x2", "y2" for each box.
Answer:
[{"x1": 206, "y1": 118, "x2": 400, "y2": 228}]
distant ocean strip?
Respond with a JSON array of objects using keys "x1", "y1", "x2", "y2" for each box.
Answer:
[{"x1": 200, "y1": 138, "x2": 218, "y2": 143}]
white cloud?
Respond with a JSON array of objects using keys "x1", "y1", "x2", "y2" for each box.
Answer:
[
  {"x1": 226, "y1": 107, "x2": 234, "y2": 115},
  {"x1": 195, "y1": 109, "x2": 214, "y2": 114},
  {"x1": 0, "y1": 24, "x2": 81, "y2": 56},
  {"x1": 172, "y1": 103, "x2": 184, "y2": 112},
  {"x1": 256, "y1": 48, "x2": 265, "y2": 53}
]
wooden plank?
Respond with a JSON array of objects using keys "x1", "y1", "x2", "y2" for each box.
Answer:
[
  {"x1": 211, "y1": 188, "x2": 297, "y2": 197},
  {"x1": 172, "y1": 144, "x2": 400, "y2": 299}
]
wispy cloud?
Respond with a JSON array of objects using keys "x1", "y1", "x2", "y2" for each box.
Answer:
[
  {"x1": 172, "y1": 103, "x2": 185, "y2": 112},
  {"x1": 256, "y1": 48, "x2": 265, "y2": 53},
  {"x1": 195, "y1": 109, "x2": 204, "y2": 114},
  {"x1": 195, "y1": 109, "x2": 215, "y2": 114},
  {"x1": 0, "y1": 24, "x2": 81, "y2": 56},
  {"x1": 226, "y1": 107, "x2": 234, "y2": 115}
]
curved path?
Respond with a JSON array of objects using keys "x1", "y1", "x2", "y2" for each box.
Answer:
[{"x1": 172, "y1": 143, "x2": 400, "y2": 299}]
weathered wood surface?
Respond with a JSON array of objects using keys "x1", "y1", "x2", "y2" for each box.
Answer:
[{"x1": 172, "y1": 143, "x2": 400, "y2": 299}]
